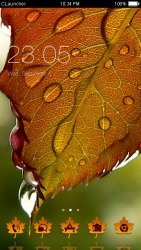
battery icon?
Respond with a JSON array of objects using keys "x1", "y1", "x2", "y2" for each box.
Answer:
[{"x1": 128, "y1": 1, "x2": 140, "y2": 6}]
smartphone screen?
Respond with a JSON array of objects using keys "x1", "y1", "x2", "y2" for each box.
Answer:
[{"x1": 0, "y1": 3, "x2": 141, "y2": 249}]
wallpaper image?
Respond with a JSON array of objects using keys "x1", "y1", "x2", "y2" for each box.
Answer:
[{"x1": 0, "y1": 7, "x2": 141, "y2": 249}]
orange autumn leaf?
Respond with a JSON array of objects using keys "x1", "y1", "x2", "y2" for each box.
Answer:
[
  {"x1": 114, "y1": 217, "x2": 134, "y2": 235},
  {"x1": 88, "y1": 217, "x2": 106, "y2": 237},
  {"x1": 6, "y1": 217, "x2": 25, "y2": 238},
  {"x1": 0, "y1": 8, "x2": 141, "y2": 221},
  {"x1": 61, "y1": 217, "x2": 79, "y2": 238},
  {"x1": 33, "y1": 217, "x2": 52, "y2": 238}
]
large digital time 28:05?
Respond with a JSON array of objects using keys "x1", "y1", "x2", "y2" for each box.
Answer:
[{"x1": 8, "y1": 45, "x2": 70, "y2": 65}]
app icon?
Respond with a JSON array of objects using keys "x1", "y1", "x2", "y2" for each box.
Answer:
[
  {"x1": 88, "y1": 217, "x2": 106, "y2": 238},
  {"x1": 61, "y1": 217, "x2": 79, "y2": 238},
  {"x1": 7, "y1": 217, "x2": 25, "y2": 238},
  {"x1": 114, "y1": 217, "x2": 134, "y2": 238},
  {"x1": 34, "y1": 217, "x2": 52, "y2": 238}
]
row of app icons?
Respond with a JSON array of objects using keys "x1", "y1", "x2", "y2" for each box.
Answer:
[
  {"x1": 6, "y1": 216, "x2": 133, "y2": 239},
  {"x1": 7, "y1": 245, "x2": 132, "y2": 250}
]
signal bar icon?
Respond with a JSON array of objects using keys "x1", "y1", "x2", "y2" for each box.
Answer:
[{"x1": 128, "y1": 1, "x2": 140, "y2": 6}]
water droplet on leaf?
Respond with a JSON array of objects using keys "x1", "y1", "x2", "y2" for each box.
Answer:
[
  {"x1": 82, "y1": 53, "x2": 88, "y2": 59},
  {"x1": 98, "y1": 116, "x2": 111, "y2": 131},
  {"x1": 56, "y1": 162, "x2": 65, "y2": 173},
  {"x1": 53, "y1": 121, "x2": 73, "y2": 155},
  {"x1": 22, "y1": 52, "x2": 32, "y2": 63},
  {"x1": 23, "y1": 170, "x2": 38, "y2": 187},
  {"x1": 19, "y1": 180, "x2": 37, "y2": 218},
  {"x1": 26, "y1": 10, "x2": 41, "y2": 23},
  {"x1": 43, "y1": 83, "x2": 62, "y2": 103},
  {"x1": 69, "y1": 68, "x2": 82, "y2": 79},
  {"x1": 71, "y1": 48, "x2": 81, "y2": 57},
  {"x1": 119, "y1": 45, "x2": 129, "y2": 55},
  {"x1": 123, "y1": 96, "x2": 134, "y2": 105},
  {"x1": 137, "y1": 84, "x2": 141, "y2": 90},
  {"x1": 79, "y1": 159, "x2": 86, "y2": 166},
  {"x1": 104, "y1": 58, "x2": 113, "y2": 68},
  {"x1": 68, "y1": 156, "x2": 74, "y2": 162},
  {"x1": 54, "y1": 11, "x2": 84, "y2": 33}
]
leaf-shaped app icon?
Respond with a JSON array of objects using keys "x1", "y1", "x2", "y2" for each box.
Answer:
[
  {"x1": 60, "y1": 217, "x2": 79, "y2": 238},
  {"x1": 88, "y1": 217, "x2": 106, "y2": 238},
  {"x1": 6, "y1": 217, "x2": 25, "y2": 238},
  {"x1": 0, "y1": 8, "x2": 141, "y2": 221},
  {"x1": 114, "y1": 217, "x2": 134, "y2": 238},
  {"x1": 33, "y1": 217, "x2": 52, "y2": 238}
]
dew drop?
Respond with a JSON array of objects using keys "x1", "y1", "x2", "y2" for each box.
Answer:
[
  {"x1": 53, "y1": 122, "x2": 73, "y2": 155},
  {"x1": 104, "y1": 58, "x2": 113, "y2": 69},
  {"x1": 22, "y1": 52, "x2": 32, "y2": 63},
  {"x1": 68, "y1": 156, "x2": 74, "y2": 162},
  {"x1": 43, "y1": 83, "x2": 62, "y2": 103},
  {"x1": 71, "y1": 48, "x2": 81, "y2": 57},
  {"x1": 137, "y1": 84, "x2": 141, "y2": 90},
  {"x1": 123, "y1": 96, "x2": 134, "y2": 105},
  {"x1": 19, "y1": 180, "x2": 37, "y2": 218},
  {"x1": 119, "y1": 45, "x2": 129, "y2": 55},
  {"x1": 26, "y1": 10, "x2": 41, "y2": 23},
  {"x1": 98, "y1": 116, "x2": 111, "y2": 131},
  {"x1": 24, "y1": 66, "x2": 46, "y2": 88},
  {"x1": 69, "y1": 68, "x2": 82, "y2": 79},
  {"x1": 82, "y1": 53, "x2": 88, "y2": 59},
  {"x1": 23, "y1": 170, "x2": 38, "y2": 187},
  {"x1": 79, "y1": 159, "x2": 86, "y2": 166},
  {"x1": 54, "y1": 11, "x2": 84, "y2": 33},
  {"x1": 56, "y1": 162, "x2": 65, "y2": 173}
]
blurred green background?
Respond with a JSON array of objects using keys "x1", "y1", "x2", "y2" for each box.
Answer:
[{"x1": 0, "y1": 91, "x2": 141, "y2": 249}]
